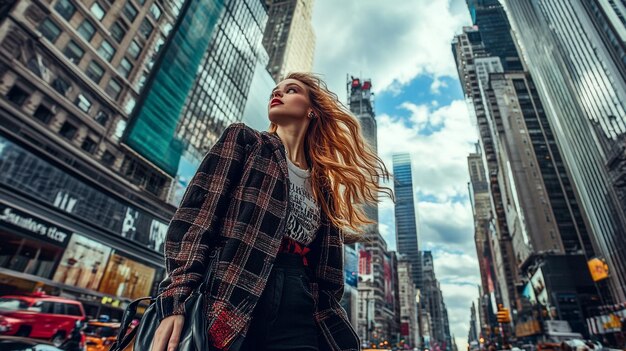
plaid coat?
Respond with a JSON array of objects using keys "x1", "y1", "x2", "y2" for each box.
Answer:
[{"x1": 155, "y1": 123, "x2": 360, "y2": 351}]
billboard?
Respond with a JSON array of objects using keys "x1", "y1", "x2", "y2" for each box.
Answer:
[
  {"x1": 344, "y1": 244, "x2": 358, "y2": 287},
  {"x1": 358, "y1": 247, "x2": 372, "y2": 282},
  {"x1": 98, "y1": 253, "x2": 157, "y2": 299},
  {"x1": 587, "y1": 258, "x2": 609, "y2": 282},
  {"x1": 53, "y1": 234, "x2": 112, "y2": 290},
  {"x1": 122, "y1": 0, "x2": 225, "y2": 176},
  {"x1": 383, "y1": 252, "x2": 393, "y2": 308}
]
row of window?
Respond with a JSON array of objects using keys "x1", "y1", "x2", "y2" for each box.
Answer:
[
  {"x1": 54, "y1": 0, "x2": 161, "y2": 26},
  {"x1": 5, "y1": 84, "x2": 116, "y2": 163}
]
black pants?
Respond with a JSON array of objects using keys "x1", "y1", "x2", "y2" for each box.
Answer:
[{"x1": 240, "y1": 253, "x2": 320, "y2": 351}]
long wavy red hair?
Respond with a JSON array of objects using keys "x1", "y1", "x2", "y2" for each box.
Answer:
[{"x1": 269, "y1": 72, "x2": 393, "y2": 242}]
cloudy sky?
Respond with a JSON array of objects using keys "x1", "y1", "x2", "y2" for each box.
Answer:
[{"x1": 310, "y1": 1, "x2": 480, "y2": 349}]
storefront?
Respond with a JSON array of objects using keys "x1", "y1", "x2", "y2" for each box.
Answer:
[{"x1": 0, "y1": 132, "x2": 169, "y2": 320}]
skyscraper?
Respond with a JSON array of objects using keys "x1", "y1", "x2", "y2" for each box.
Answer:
[
  {"x1": 392, "y1": 153, "x2": 422, "y2": 290},
  {"x1": 262, "y1": 0, "x2": 315, "y2": 82},
  {"x1": 422, "y1": 251, "x2": 453, "y2": 351},
  {"x1": 502, "y1": 0, "x2": 626, "y2": 303}
]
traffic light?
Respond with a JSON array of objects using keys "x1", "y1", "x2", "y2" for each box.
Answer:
[{"x1": 497, "y1": 304, "x2": 511, "y2": 323}]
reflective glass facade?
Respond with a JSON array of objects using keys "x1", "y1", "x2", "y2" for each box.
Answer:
[
  {"x1": 392, "y1": 153, "x2": 421, "y2": 289},
  {"x1": 176, "y1": 0, "x2": 269, "y2": 164},
  {"x1": 123, "y1": 0, "x2": 226, "y2": 176},
  {"x1": 503, "y1": 0, "x2": 626, "y2": 302}
]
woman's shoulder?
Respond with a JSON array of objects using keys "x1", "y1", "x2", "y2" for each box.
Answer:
[{"x1": 223, "y1": 122, "x2": 281, "y2": 150}]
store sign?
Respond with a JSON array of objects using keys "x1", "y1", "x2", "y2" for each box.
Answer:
[
  {"x1": 0, "y1": 204, "x2": 69, "y2": 246},
  {"x1": 587, "y1": 258, "x2": 609, "y2": 282}
]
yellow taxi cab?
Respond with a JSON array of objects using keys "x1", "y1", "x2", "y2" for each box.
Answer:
[{"x1": 84, "y1": 319, "x2": 132, "y2": 351}]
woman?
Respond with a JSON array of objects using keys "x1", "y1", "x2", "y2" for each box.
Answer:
[{"x1": 151, "y1": 72, "x2": 392, "y2": 351}]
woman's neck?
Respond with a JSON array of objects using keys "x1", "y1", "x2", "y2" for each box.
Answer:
[{"x1": 276, "y1": 124, "x2": 309, "y2": 169}]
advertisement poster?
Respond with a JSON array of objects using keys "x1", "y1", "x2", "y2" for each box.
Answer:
[
  {"x1": 358, "y1": 248, "x2": 372, "y2": 282},
  {"x1": 344, "y1": 244, "x2": 358, "y2": 287},
  {"x1": 530, "y1": 268, "x2": 549, "y2": 306},
  {"x1": 98, "y1": 253, "x2": 156, "y2": 299},
  {"x1": 53, "y1": 234, "x2": 111, "y2": 290},
  {"x1": 383, "y1": 253, "x2": 393, "y2": 308}
]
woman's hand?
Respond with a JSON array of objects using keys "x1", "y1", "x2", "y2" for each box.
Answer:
[{"x1": 151, "y1": 315, "x2": 185, "y2": 351}]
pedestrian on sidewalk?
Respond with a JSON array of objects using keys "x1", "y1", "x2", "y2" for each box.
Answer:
[{"x1": 151, "y1": 72, "x2": 392, "y2": 351}]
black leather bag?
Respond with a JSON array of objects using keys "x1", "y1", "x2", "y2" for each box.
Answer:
[{"x1": 109, "y1": 248, "x2": 221, "y2": 351}]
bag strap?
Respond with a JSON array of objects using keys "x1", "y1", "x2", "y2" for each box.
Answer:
[{"x1": 110, "y1": 296, "x2": 154, "y2": 350}]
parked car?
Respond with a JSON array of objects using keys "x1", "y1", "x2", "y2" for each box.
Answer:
[
  {"x1": 0, "y1": 334, "x2": 63, "y2": 350},
  {"x1": 84, "y1": 320, "x2": 130, "y2": 351},
  {"x1": 0, "y1": 293, "x2": 86, "y2": 347}
]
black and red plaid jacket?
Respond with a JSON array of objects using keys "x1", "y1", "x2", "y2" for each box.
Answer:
[{"x1": 155, "y1": 123, "x2": 360, "y2": 350}]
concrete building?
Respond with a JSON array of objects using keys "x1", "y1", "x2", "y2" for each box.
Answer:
[
  {"x1": 262, "y1": 0, "x2": 315, "y2": 82},
  {"x1": 422, "y1": 251, "x2": 453, "y2": 351},
  {"x1": 0, "y1": 0, "x2": 274, "y2": 321},
  {"x1": 398, "y1": 257, "x2": 419, "y2": 349}
]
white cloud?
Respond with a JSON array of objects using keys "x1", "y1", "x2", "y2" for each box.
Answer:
[
  {"x1": 312, "y1": 0, "x2": 471, "y2": 99},
  {"x1": 374, "y1": 98, "x2": 479, "y2": 350},
  {"x1": 311, "y1": 1, "x2": 475, "y2": 349}
]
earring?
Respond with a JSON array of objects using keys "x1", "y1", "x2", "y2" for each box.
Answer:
[{"x1": 308, "y1": 111, "x2": 316, "y2": 119}]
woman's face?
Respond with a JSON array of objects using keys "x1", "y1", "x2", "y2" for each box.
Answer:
[{"x1": 268, "y1": 78, "x2": 312, "y2": 124}]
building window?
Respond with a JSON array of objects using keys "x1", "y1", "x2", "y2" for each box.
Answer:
[
  {"x1": 105, "y1": 79, "x2": 122, "y2": 100},
  {"x1": 139, "y1": 18, "x2": 153, "y2": 38},
  {"x1": 81, "y1": 138, "x2": 97, "y2": 153},
  {"x1": 127, "y1": 40, "x2": 142, "y2": 59},
  {"x1": 123, "y1": 2, "x2": 138, "y2": 22},
  {"x1": 77, "y1": 20, "x2": 96, "y2": 42},
  {"x1": 110, "y1": 21, "x2": 126, "y2": 43},
  {"x1": 39, "y1": 19, "x2": 62, "y2": 43},
  {"x1": 90, "y1": 2, "x2": 106, "y2": 21},
  {"x1": 6, "y1": 85, "x2": 29, "y2": 106},
  {"x1": 95, "y1": 110, "x2": 109, "y2": 125},
  {"x1": 86, "y1": 61, "x2": 104, "y2": 83},
  {"x1": 33, "y1": 105, "x2": 54, "y2": 124},
  {"x1": 102, "y1": 151, "x2": 116, "y2": 166},
  {"x1": 52, "y1": 77, "x2": 71, "y2": 96},
  {"x1": 74, "y1": 93, "x2": 92, "y2": 113},
  {"x1": 63, "y1": 40, "x2": 84, "y2": 64},
  {"x1": 149, "y1": 3, "x2": 161, "y2": 20},
  {"x1": 117, "y1": 58, "x2": 133, "y2": 78},
  {"x1": 59, "y1": 121, "x2": 78, "y2": 140},
  {"x1": 97, "y1": 40, "x2": 116, "y2": 61},
  {"x1": 54, "y1": 0, "x2": 76, "y2": 21}
]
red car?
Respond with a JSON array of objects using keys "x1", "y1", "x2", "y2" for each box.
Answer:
[{"x1": 0, "y1": 293, "x2": 86, "y2": 346}]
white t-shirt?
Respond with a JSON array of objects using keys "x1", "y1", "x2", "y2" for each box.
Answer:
[{"x1": 284, "y1": 157, "x2": 320, "y2": 246}]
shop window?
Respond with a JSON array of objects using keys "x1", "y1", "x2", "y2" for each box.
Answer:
[
  {"x1": 74, "y1": 93, "x2": 92, "y2": 113},
  {"x1": 0, "y1": 232, "x2": 64, "y2": 279},
  {"x1": 81, "y1": 138, "x2": 96, "y2": 153},
  {"x1": 54, "y1": 0, "x2": 76, "y2": 21},
  {"x1": 85, "y1": 61, "x2": 104, "y2": 84},
  {"x1": 59, "y1": 121, "x2": 78, "y2": 140},
  {"x1": 63, "y1": 40, "x2": 84, "y2": 64},
  {"x1": 123, "y1": 1, "x2": 138, "y2": 22},
  {"x1": 97, "y1": 40, "x2": 116, "y2": 62},
  {"x1": 39, "y1": 18, "x2": 62, "y2": 43},
  {"x1": 33, "y1": 105, "x2": 54, "y2": 124},
  {"x1": 77, "y1": 20, "x2": 96, "y2": 42},
  {"x1": 6, "y1": 85, "x2": 29, "y2": 106},
  {"x1": 90, "y1": 2, "x2": 105, "y2": 21},
  {"x1": 110, "y1": 21, "x2": 126, "y2": 43}
]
